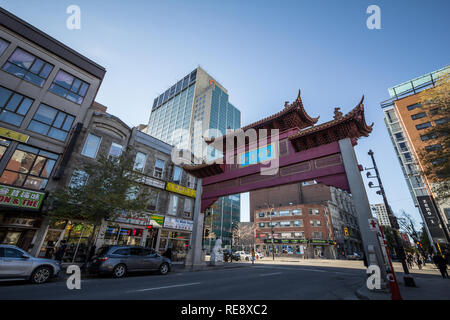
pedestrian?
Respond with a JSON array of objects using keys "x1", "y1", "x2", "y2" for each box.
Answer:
[
  {"x1": 54, "y1": 240, "x2": 67, "y2": 263},
  {"x1": 416, "y1": 255, "x2": 423, "y2": 270},
  {"x1": 163, "y1": 246, "x2": 173, "y2": 261},
  {"x1": 44, "y1": 240, "x2": 55, "y2": 259},
  {"x1": 251, "y1": 249, "x2": 256, "y2": 265},
  {"x1": 433, "y1": 253, "x2": 449, "y2": 279}
]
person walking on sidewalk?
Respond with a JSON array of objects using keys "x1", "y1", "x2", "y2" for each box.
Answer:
[
  {"x1": 54, "y1": 240, "x2": 67, "y2": 263},
  {"x1": 433, "y1": 253, "x2": 449, "y2": 279},
  {"x1": 251, "y1": 249, "x2": 256, "y2": 265},
  {"x1": 416, "y1": 255, "x2": 423, "y2": 270}
]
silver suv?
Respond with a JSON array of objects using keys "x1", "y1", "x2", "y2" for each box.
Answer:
[
  {"x1": 88, "y1": 246, "x2": 172, "y2": 278},
  {"x1": 0, "y1": 245, "x2": 61, "y2": 284}
]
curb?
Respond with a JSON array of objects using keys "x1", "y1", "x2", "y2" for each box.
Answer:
[{"x1": 354, "y1": 285, "x2": 391, "y2": 300}]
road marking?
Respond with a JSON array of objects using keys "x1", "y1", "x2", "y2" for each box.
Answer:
[
  {"x1": 130, "y1": 282, "x2": 201, "y2": 292},
  {"x1": 259, "y1": 272, "x2": 282, "y2": 277}
]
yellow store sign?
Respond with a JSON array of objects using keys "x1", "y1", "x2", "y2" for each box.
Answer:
[
  {"x1": 166, "y1": 182, "x2": 196, "y2": 198},
  {"x1": 0, "y1": 127, "x2": 30, "y2": 143}
]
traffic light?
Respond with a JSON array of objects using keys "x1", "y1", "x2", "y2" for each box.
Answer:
[
  {"x1": 204, "y1": 229, "x2": 210, "y2": 237},
  {"x1": 333, "y1": 241, "x2": 337, "y2": 246}
]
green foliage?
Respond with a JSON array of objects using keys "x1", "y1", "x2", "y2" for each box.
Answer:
[
  {"x1": 381, "y1": 225, "x2": 397, "y2": 255},
  {"x1": 418, "y1": 73, "x2": 450, "y2": 202},
  {"x1": 48, "y1": 148, "x2": 149, "y2": 225}
]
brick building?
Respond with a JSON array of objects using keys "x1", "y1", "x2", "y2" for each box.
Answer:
[{"x1": 251, "y1": 182, "x2": 362, "y2": 259}]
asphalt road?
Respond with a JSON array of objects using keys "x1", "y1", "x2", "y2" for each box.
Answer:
[{"x1": 0, "y1": 263, "x2": 365, "y2": 300}]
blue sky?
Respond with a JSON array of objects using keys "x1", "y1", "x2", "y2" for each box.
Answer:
[{"x1": 2, "y1": 0, "x2": 448, "y2": 227}]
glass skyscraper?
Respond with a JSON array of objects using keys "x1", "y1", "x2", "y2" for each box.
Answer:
[{"x1": 146, "y1": 66, "x2": 241, "y2": 251}]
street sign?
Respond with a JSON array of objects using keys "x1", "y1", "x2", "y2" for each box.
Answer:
[{"x1": 368, "y1": 219, "x2": 378, "y2": 232}]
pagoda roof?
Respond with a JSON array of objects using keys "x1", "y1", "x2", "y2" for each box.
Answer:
[
  {"x1": 181, "y1": 162, "x2": 225, "y2": 178},
  {"x1": 241, "y1": 89, "x2": 319, "y2": 132},
  {"x1": 288, "y1": 96, "x2": 374, "y2": 151}
]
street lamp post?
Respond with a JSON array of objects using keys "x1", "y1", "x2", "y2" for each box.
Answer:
[{"x1": 366, "y1": 149, "x2": 416, "y2": 287}]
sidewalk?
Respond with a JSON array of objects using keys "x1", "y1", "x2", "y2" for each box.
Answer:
[{"x1": 356, "y1": 272, "x2": 450, "y2": 300}]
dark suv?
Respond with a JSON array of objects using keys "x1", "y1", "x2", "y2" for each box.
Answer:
[{"x1": 88, "y1": 246, "x2": 172, "y2": 278}]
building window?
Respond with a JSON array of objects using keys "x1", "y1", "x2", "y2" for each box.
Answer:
[
  {"x1": 293, "y1": 220, "x2": 303, "y2": 227},
  {"x1": 146, "y1": 189, "x2": 159, "y2": 211},
  {"x1": 312, "y1": 232, "x2": 323, "y2": 240},
  {"x1": 435, "y1": 118, "x2": 450, "y2": 126},
  {"x1": 49, "y1": 70, "x2": 89, "y2": 104},
  {"x1": 259, "y1": 222, "x2": 265, "y2": 227},
  {"x1": 420, "y1": 133, "x2": 437, "y2": 141},
  {"x1": 0, "y1": 144, "x2": 58, "y2": 190},
  {"x1": 415, "y1": 122, "x2": 432, "y2": 130},
  {"x1": 108, "y1": 142, "x2": 123, "y2": 159},
  {"x1": 69, "y1": 170, "x2": 89, "y2": 189},
  {"x1": 173, "y1": 166, "x2": 182, "y2": 184},
  {"x1": 425, "y1": 144, "x2": 442, "y2": 152},
  {"x1": 187, "y1": 174, "x2": 196, "y2": 189},
  {"x1": 27, "y1": 104, "x2": 75, "y2": 141},
  {"x1": 0, "y1": 86, "x2": 34, "y2": 126},
  {"x1": 133, "y1": 152, "x2": 147, "y2": 172},
  {"x1": 308, "y1": 208, "x2": 320, "y2": 215},
  {"x1": 292, "y1": 209, "x2": 302, "y2": 215},
  {"x1": 394, "y1": 132, "x2": 405, "y2": 142},
  {"x1": 2, "y1": 48, "x2": 54, "y2": 87},
  {"x1": 153, "y1": 159, "x2": 165, "y2": 179},
  {"x1": 430, "y1": 108, "x2": 439, "y2": 116},
  {"x1": 407, "y1": 103, "x2": 421, "y2": 111},
  {"x1": 258, "y1": 212, "x2": 265, "y2": 218},
  {"x1": 126, "y1": 186, "x2": 139, "y2": 200},
  {"x1": 280, "y1": 221, "x2": 291, "y2": 227},
  {"x1": 0, "y1": 38, "x2": 9, "y2": 56},
  {"x1": 0, "y1": 138, "x2": 10, "y2": 160},
  {"x1": 279, "y1": 210, "x2": 290, "y2": 216},
  {"x1": 168, "y1": 194, "x2": 178, "y2": 215},
  {"x1": 183, "y1": 198, "x2": 193, "y2": 218},
  {"x1": 81, "y1": 133, "x2": 101, "y2": 158},
  {"x1": 411, "y1": 112, "x2": 427, "y2": 120}
]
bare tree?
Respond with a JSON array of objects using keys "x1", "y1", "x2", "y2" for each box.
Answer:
[{"x1": 232, "y1": 222, "x2": 254, "y2": 250}]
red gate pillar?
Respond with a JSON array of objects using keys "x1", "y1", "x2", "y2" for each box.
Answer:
[{"x1": 339, "y1": 138, "x2": 389, "y2": 290}]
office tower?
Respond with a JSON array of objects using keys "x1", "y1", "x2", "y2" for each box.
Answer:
[
  {"x1": 370, "y1": 203, "x2": 392, "y2": 227},
  {"x1": 380, "y1": 66, "x2": 450, "y2": 249},
  {"x1": 146, "y1": 66, "x2": 241, "y2": 250}
]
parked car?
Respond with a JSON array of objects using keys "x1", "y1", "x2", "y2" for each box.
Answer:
[
  {"x1": 0, "y1": 244, "x2": 61, "y2": 284},
  {"x1": 255, "y1": 252, "x2": 264, "y2": 259},
  {"x1": 223, "y1": 249, "x2": 240, "y2": 261},
  {"x1": 235, "y1": 251, "x2": 252, "y2": 261},
  {"x1": 88, "y1": 246, "x2": 172, "y2": 278}
]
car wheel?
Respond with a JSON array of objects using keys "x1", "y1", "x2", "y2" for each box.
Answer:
[
  {"x1": 31, "y1": 266, "x2": 52, "y2": 284},
  {"x1": 159, "y1": 263, "x2": 169, "y2": 275},
  {"x1": 113, "y1": 264, "x2": 127, "y2": 278}
]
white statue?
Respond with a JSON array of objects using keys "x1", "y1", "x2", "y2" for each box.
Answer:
[{"x1": 210, "y1": 238, "x2": 224, "y2": 264}]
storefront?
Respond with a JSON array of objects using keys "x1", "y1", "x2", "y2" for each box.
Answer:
[
  {"x1": 160, "y1": 217, "x2": 193, "y2": 262},
  {"x1": 0, "y1": 184, "x2": 47, "y2": 253},
  {"x1": 95, "y1": 212, "x2": 164, "y2": 250}
]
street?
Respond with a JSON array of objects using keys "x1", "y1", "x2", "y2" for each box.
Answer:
[
  {"x1": 1, "y1": 259, "x2": 448, "y2": 300},
  {"x1": 0, "y1": 262, "x2": 365, "y2": 300}
]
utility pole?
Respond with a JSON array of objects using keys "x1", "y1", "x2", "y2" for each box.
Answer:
[{"x1": 366, "y1": 149, "x2": 416, "y2": 287}]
